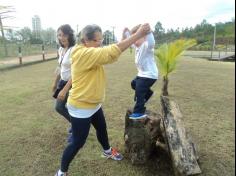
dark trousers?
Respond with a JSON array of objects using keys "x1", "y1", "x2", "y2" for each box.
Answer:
[
  {"x1": 55, "y1": 80, "x2": 71, "y2": 122},
  {"x1": 131, "y1": 76, "x2": 156, "y2": 114},
  {"x1": 61, "y1": 108, "x2": 110, "y2": 172}
]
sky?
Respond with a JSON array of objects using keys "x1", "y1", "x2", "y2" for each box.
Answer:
[{"x1": 0, "y1": 0, "x2": 235, "y2": 39}]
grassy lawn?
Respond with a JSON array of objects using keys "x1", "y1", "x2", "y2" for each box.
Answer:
[{"x1": 0, "y1": 51, "x2": 235, "y2": 176}]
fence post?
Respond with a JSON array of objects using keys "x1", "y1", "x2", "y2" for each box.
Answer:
[
  {"x1": 18, "y1": 46, "x2": 22, "y2": 65},
  {"x1": 225, "y1": 44, "x2": 228, "y2": 55},
  {"x1": 42, "y1": 44, "x2": 45, "y2": 61}
]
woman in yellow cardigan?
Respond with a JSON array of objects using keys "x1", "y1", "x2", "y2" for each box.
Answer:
[{"x1": 55, "y1": 23, "x2": 151, "y2": 176}]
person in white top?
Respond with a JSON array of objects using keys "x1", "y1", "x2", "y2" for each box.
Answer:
[
  {"x1": 122, "y1": 25, "x2": 158, "y2": 119},
  {"x1": 52, "y1": 24, "x2": 75, "y2": 142}
]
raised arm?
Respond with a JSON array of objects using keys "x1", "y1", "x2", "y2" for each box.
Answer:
[
  {"x1": 146, "y1": 32, "x2": 155, "y2": 48},
  {"x1": 117, "y1": 23, "x2": 151, "y2": 52}
]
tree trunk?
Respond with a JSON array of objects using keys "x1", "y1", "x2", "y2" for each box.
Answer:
[
  {"x1": 162, "y1": 76, "x2": 169, "y2": 96},
  {"x1": 160, "y1": 96, "x2": 201, "y2": 176},
  {"x1": 124, "y1": 109, "x2": 164, "y2": 164},
  {"x1": 124, "y1": 97, "x2": 201, "y2": 176},
  {"x1": 0, "y1": 16, "x2": 8, "y2": 57}
]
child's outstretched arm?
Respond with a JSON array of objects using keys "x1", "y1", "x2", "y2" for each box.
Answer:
[
  {"x1": 117, "y1": 23, "x2": 151, "y2": 52},
  {"x1": 146, "y1": 32, "x2": 155, "y2": 49}
]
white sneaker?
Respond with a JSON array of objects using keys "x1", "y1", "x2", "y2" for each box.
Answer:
[
  {"x1": 55, "y1": 170, "x2": 68, "y2": 176},
  {"x1": 102, "y1": 147, "x2": 123, "y2": 161}
]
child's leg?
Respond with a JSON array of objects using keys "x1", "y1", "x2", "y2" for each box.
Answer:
[
  {"x1": 145, "y1": 79, "x2": 157, "y2": 102},
  {"x1": 131, "y1": 77, "x2": 138, "y2": 101},
  {"x1": 133, "y1": 78, "x2": 157, "y2": 113},
  {"x1": 133, "y1": 77, "x2": 149, "y2": 114}
]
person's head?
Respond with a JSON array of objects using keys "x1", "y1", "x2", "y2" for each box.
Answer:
[
  {"x1": 80, "y1": 24, "x2": 103, "y2": 48},
  {"x1": 57, "y1": 24, "x2": 75, "y2": 48},
  {"x1": 131, "y1": 24, "x2": 146, "y2": 47}
]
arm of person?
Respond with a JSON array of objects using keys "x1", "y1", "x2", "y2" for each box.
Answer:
[
  {"x1": 117, "y1": 23, "x2": 150, "y2": 52},
  {"x1": 136, "y1": 32, "x2": 155, "y2": 66},
  {"x1": 52, "y1": 47, "x2": 62, "y2": 92},
  {"x1": 57, "y1": 79, "x2": 72, "y2": 101},
  {"x1": 80, "y1": 23, "x2": 151, "y2": 67},
  {"x1": 146, "y1": 32, "x2": 155, "y2": 49},
  {"x1": 52, "y1": 73, "x2": 60, "y2": 93}
]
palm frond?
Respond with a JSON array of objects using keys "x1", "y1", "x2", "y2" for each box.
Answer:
[{"x1": 155, "y1": 38, "x2": 197, "y2": 77}]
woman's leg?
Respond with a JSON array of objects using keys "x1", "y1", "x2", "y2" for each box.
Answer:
[
  {"x1": 55, "y1": 93, "x2": 71, "y2": 122},
  {"x1": 91, "y1": 108, "x2": 123, "y2": 161},
  {"x1": 60, "y1": 117, "x2": 91, "y2": 172},
  {"x1": 91, "y1": 108, "x2": 110, "y2": 150}
]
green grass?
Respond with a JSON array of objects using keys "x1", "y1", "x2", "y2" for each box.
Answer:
[{"x1": 0, "y1": 51, "x2": 235, "y2": 176}]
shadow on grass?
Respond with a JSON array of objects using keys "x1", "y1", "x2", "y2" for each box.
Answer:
[{"x1": 123, "y1": 149, "x2": 174, "y2": 176}]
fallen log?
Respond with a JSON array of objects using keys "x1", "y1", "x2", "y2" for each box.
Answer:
[{"x1": 160, "y1": 96, "x2": 201, "y2": 176}]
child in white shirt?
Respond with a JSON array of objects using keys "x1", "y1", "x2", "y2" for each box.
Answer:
[{"x1": 122, "y1": 25, "x2": 158, "y2": 119}]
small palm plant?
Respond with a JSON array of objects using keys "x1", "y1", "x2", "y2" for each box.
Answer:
[{"x1": 155, "y1": 39, "x2": 197, "y2": 96}]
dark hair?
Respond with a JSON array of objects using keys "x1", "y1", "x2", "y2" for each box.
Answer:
[
  {"x1": 80, "y1": 24, "x2": 102, "y2": 43},
  {"x1": 57, "y1": 24, "x2": 75, "y2": 48}
]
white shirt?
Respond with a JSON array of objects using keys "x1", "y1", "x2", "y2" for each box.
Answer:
[
  {"x1": 58, "y1": 47, "x2": 73, "y2": 81},
  {"x1": 67, "y1": 103, "x2": 102, "y2": 118},
  {"x1": 135, "y1": 33, "x2": 158, "y2": 79}
]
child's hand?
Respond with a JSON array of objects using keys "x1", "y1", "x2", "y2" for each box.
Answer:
[{"x1": 135, "y1": 23, "x2": 151, "y2": 38}]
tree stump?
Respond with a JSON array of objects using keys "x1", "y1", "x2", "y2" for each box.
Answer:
[
  {"x1": 124, "y1": 109, "x2": 164, "y2": 164},
  {"x1": 124, "y1": 96, "x2": 201, "y2": 176}
]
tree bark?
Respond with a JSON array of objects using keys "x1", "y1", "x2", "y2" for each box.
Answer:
[
  {"x1": 124, "y1": 109, "x2": 164, "y2": 164},
  {"x1": 0, "y1": 16, "x2": 8, "y2": 57},
  {"x1": 160, "y1": 96, "x2": 201, "y2": 176},
  {"x1": 124, "y1": 96, "x2": 201, "y2": 175},
  {"x1": 162, "y1": 76, "x2": 169, "y2": 96}
]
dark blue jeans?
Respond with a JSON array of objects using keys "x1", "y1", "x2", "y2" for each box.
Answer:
[
  {"x1": 131, "y1": 76, "x2": 157, "y2": 114},
  {"x1": 61, "y1": 108, "x2": 110, "y2": 172},
  {"x1": 55, "y1": 80, "x2": 71, "y2": 122}
]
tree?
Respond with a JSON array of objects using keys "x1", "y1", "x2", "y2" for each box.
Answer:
[
  {"x1": 155, "y1": 39, "x2": 197, "y2": 96},
  {"x1": 41, "y1": 28, "x2": 56, "y2": 44},
  {"x1": 103, "y1": 30, "x2": 113, "y2": 45},
  {"x1": 154, "y1": 21, "x2": 165, "y2": 44},
  {"x1": 17, "y1": 27, "x2": 32, "y2": 43},
  {"x1": 5, "y1": 28, "x2": 17, "y2": 41},
  {"x1": 0, "y1": 5, "x2": 15, "y2": 56}
]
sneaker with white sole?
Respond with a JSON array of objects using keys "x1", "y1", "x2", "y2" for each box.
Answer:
[
  {"x1": 55, "y1": 170, "x2": 68, "y2": 176},
  {"x1": 102, "y1": 148, "x2": 123, "y2": 161},
  {"x1": 129, "y1": 113, "x2": 147, "y2": 120}
]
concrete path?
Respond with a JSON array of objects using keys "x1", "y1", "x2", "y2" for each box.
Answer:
[{"x1": 0, "y1": 53, "x2": 57, "y2": 67}]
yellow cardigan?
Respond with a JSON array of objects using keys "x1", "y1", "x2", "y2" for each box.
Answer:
[{"x1": 68, "y1": 44, "x2": 121, "y2": 108}]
